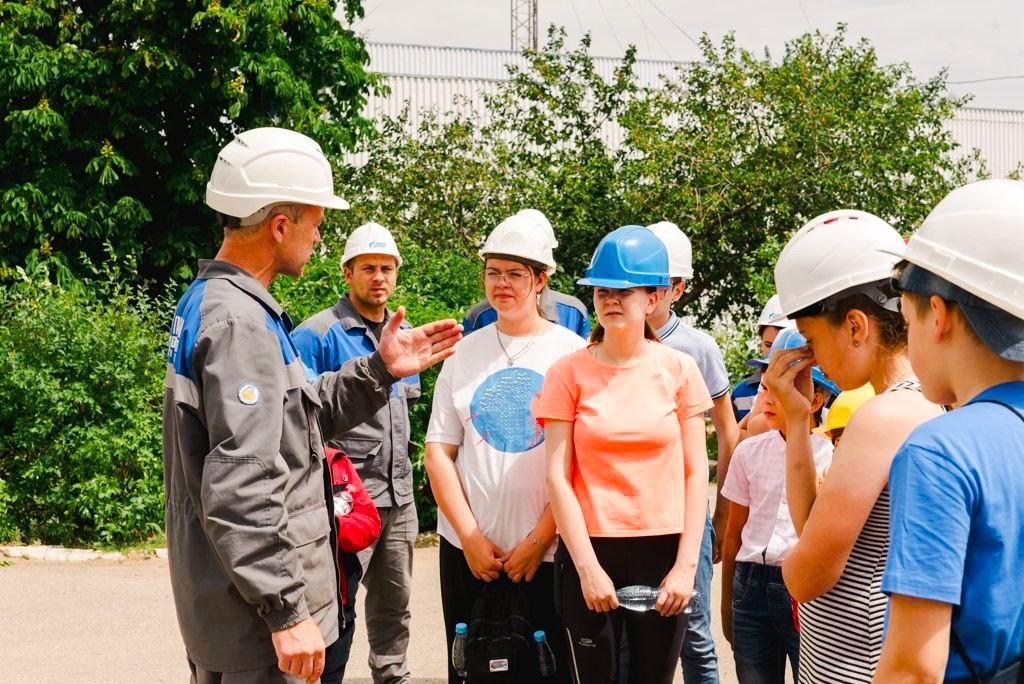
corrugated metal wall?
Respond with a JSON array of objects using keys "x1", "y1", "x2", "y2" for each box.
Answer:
[{"x1": 361, "y1": 42, "x2": 1024, "y2": 177}]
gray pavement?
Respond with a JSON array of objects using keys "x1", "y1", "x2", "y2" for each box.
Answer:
[{"x1": 0, "y1": 545, "x2": 738, "y2": 684}]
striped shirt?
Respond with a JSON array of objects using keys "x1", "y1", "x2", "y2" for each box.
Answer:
[{"x1": 797, "y1": 380, "x2": 922, "y2": 683}]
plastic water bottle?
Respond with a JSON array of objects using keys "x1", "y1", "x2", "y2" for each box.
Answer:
[
  {"x1": 452, "y1": 622, "x2": 468, "y2": 682},
  {"x1": 534, "y1": 630, "x2": 557, "y2": 676},
  {"x1": 615, "y1": 585, "x2": 704, "y2": 614},
  {"x1": 615, "y1": 584, "x2": 662, "y2": 611},
  {"x1": 683, "y1": 590, "x2": 703, "y2": 616}
]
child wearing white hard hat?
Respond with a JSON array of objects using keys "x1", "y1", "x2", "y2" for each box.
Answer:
[{"x1": 876, "y1": 179, "x2": 1024, "y2": 681}]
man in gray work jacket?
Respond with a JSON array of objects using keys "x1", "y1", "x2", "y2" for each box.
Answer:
[
  {"x1": 293, "y1": 222, "x2": 419, "y2": 683},
  {"x1": 163, "y1": 127, "x2": 461, "y2": 684}
]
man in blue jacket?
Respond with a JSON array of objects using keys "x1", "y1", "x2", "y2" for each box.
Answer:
[{"x1": 293, "y1": 222, "x2": 419, "y2": 684}]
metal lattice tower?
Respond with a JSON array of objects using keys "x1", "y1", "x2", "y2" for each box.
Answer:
[{"x1": 510, "y1": 0, "x2": 538, "y2": 51}]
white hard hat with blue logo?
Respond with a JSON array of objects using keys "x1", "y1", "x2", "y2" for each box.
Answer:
[{"x1": 341, "y1": 222, "x2": 403, "y2": 268}]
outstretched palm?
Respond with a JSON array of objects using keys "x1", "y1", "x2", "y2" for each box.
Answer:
[{"x1": 378, "y1": 306, "x2": 463, "y2": 378}]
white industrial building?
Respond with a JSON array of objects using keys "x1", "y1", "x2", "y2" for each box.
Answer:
[{"x1": 362, "y1": 42, "x2": 1024, "y2": 178}]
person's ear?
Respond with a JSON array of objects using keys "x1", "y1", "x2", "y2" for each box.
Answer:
[
  {"x1": 847, "y1": 309, "x2": 870, "y2": 348},
  {"x1": 647, "y1": 290, "x2": 661, "y2": 314},
  {"x1": 810, "y1": 390, "x2": 827, "y2": 413},
  {"x1": 267, "y1": 213, "x2": 289, "y2": 245},
  {"x1": 673, "y1": 280, "x2": 686, "y2": 301},
  {"x1": 536, "y1": 271, "x2": 548, "y2": 294},
  {"x1": 930, "y1": 295, "x2": 956, "y2": 343}
]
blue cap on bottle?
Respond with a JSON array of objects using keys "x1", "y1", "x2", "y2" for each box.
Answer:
[
  {"x1": 455, "y1": 623, "x2": 468, "y2": 635},
  {"x1": 533, "y1": 630, "x2": 546, "y2": 642}
]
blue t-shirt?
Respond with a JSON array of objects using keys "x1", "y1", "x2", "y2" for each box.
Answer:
[{"x1": 883, "y1": 381, "x2": 1024, "y2": 679}]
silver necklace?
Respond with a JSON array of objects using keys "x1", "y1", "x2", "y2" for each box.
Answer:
[{"x1": 495, "y1": 322, "x2": 542, "y2": 367}]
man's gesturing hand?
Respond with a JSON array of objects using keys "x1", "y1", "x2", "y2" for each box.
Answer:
[
  {"x1": 379, "y1": 306, "x2": 462, "y2": 378},
  {"x1": 271, "y1": 617, "x2": 326, "y2": 684}
]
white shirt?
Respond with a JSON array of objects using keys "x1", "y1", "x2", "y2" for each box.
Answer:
[
  {"x1": 721, "y1": 430, "x2": 834, "y2": 566},
  {"x1": 425, "y1": 323, "x2": 586, "y2": 560}
]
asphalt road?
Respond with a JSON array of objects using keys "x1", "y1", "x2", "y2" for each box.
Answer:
[{"x1": 0, "y1": 545, "x2": 739, "y2": 684}]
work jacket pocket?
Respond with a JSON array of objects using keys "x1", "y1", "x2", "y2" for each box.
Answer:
[
  {"x1": 337, "y1": 436, "x2": 386, "y2": 499},
  {"x1": 288, "y1": 502, "x2": 334, "y2": 617}
]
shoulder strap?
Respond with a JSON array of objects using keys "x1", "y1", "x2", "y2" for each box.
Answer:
[
  {"x1": 950, "y1": 627, "x2": 984, "y2": 683},
  {"x1": 971, "y1": 398, "x2": 1024, "y2": 424}
]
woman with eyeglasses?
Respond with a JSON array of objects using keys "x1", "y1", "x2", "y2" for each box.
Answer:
[
  {"x1": 534, "y1": 226, "x2": 712, "y2": 684},
  {"x1": 765, "y1": 211, "x2": 943, "y2": 683},
  {"x1": 425, "y1": 213, "x2": 584, "y2": 683}
]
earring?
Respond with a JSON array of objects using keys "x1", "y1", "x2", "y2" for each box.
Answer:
[{"x1": 853, "y1": 339, "x2": 861, "y2": 348}]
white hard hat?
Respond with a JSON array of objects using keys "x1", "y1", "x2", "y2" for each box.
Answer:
[
  {"x1": 756, "y1": 294, "x2": 796, "y2": 330},
  {"x1": 645, "y1": 221, "x2": 694, "y2": 279},
  {"x1": 479, "y1": 213, "x2": 557, "y2": 275},
  {"x1": 341, "y1": 222, "x2": 403, "y2": 268},
  {"x1": 205, "y1": 127, "x2": 349, "y2": 224},
  {"x1": 774, "y1": 210, "x2": 905, "y2": 317},
  {"x1": 896, "y1": 179, "x2": 1024, "y2": 322},
  {"x1": 514, "y1": 209, "x2": 557, "y2": 248}
]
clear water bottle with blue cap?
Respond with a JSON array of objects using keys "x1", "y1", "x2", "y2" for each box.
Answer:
[
  {"x1": 534, "y1": 630, "x2": 557, "y2": 676},
  {"x1": 452, "y1": 622, "x2": 468, "y2": 682}
]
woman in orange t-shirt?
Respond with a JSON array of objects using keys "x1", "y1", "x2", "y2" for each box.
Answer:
[{"x1": 533, "y1": 225, "x2": 712, "y2": 684}]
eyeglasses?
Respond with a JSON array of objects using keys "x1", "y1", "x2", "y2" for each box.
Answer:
[{"x1": 484, "y1": 269, "x2": 531, "y2": 286}]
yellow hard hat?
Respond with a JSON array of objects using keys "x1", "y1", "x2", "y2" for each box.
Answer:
[{"x1": 815, "y1": 384, "x2": 875, "y2": 437}]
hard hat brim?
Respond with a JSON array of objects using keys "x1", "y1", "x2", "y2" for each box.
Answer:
[
  {"x1": 577, "y1": 276, "x2": 651, "y2": 289},
  {"x1": 877, "y1": 245, "x2": 906, "y2": 259},
  {"x1": 323, "y1": 195, "x2": 350, "y2": 210}
]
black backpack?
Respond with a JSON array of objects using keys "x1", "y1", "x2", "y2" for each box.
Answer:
[{"x1": 465, "y1": 579, "x2": 537, "y2": 681}]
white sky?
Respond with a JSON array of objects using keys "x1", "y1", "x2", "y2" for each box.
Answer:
[{"x1": 346, "y1": 0, "x2": 1024, "y2": 110}]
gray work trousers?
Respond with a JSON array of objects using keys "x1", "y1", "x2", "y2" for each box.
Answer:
[
  {"x1": 188, "y1": 657, "x2": 308, "y2": 684},
  {"x1": 358, "y1": 501, "x2": 418, "y2": 684}
]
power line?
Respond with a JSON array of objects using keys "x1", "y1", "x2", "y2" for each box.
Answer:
[
  {"x1": 365, "y1": 0, "x2": 388, "y2": 19},
  {"x1": 622, "y1": 0, "x2": 674, "y2": 60},
  {"x1": 567, "y1": 0, "x2": 587, "y2": 37},
  {"x1": 595, "y1": 0, "x2": 624, "y2": 53},
  {"x1": 795, "y1": 0, "x2": 812, "y2": 31},
  {"x1": 645, "y1": 0, "x2": 700, "y2": 49},
  {"x1": 948, "y1": 74, "x2": 1024, "y2": 85}
]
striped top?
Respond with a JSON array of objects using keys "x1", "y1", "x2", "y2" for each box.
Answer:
[{"x1": 797, "y1": 380, "x2": 921, "y2": 683}]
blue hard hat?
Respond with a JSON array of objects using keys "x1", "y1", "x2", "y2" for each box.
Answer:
[
  {"x1": 746, "y1": 328, "x2": 840, "y2": 397},
  {"x1": 577, "y1": 225, "x2": 670, "y2": 289}
]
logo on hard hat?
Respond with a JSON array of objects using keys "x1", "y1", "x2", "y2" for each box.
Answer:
[
  {"x1": 369, "y1": 240, "x2": 387, "y2": 248},
  {"x1": 237, "y1": 382, "x2": 260, "y2": 405}
]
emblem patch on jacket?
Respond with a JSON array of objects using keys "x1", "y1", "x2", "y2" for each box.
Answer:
[{"x1": 237, "y1": 382, "x2": 260, "y2": 405}]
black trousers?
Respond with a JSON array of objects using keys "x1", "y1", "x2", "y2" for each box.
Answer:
[
  {"x1": 555, "y1": 534, "x2": 688, "y2": 684},
  {"x1": 439, "y1": 537, "x2": 570, "y2": 684}
]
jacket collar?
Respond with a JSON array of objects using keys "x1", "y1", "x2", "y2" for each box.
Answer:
[
  {"x1": 539, "y1": 288, "x2": 559, "y2": 320},
  {"x1": 332, "y1": 294, "x2": 394, "y2": 333},
  {"x1": 197, "y1": 259, "x2": 293, "y2": 330}
]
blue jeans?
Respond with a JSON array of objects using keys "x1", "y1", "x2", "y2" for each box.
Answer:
[
  {"x1": 731, "y1": 562, "x2": 799, "y2": 684},
  {"x1": 679, "y1": 510, "x2": 719, "y2": 683}
]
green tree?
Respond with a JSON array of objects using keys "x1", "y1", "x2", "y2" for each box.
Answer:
[
  {"x1": 0, "y1": 0, "x2": 382, "y2": 281},
  {"x1": 621, "y1": 27, "x2": 978, "y2": 321},
  {"x1": 349, "y1": 26, "x2": 979, "y2": 326}
]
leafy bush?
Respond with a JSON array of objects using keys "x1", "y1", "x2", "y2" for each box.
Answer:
[{"x1": 0, "y1": 252, "x2": 167, "y2": 546}]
